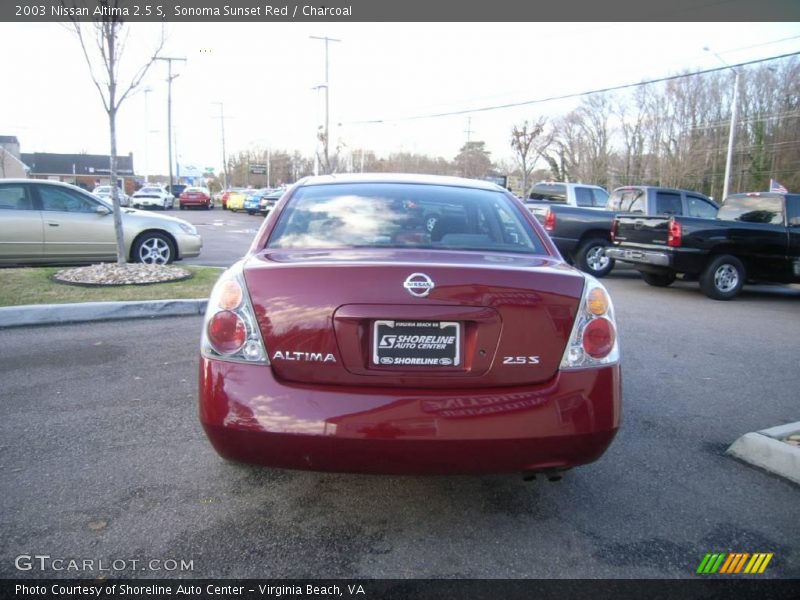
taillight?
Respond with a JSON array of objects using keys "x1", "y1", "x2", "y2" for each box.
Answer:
[
  {"x1": 667, "y1": 219, "x2": 682, "y2": 247},
  {"x1": 560, "y1": 277, "x2": 619, "y2": 369},
  {"x1": 582, "y1": 318, "x2": 615, "y2": 358},
  {"x1": 201, "y1": 265, "x2": 269, "y2": 364},
  {"x1": 544, "y1": 208, "x2": 556, "y2": 232},
  {"x1": 207, "y1": 311, "x2": 247, "y2": 354},
  {"x1": 610, "y1": 219, "x2": 617, "y2": 242}
]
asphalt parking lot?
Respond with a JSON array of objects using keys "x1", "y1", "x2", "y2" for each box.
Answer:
[
  {"x1": 172, "y1": 207, "x2": 265, "y2": 267},
  {"x1": 1, "y1": 271, "x2": 798, "y2": 579}
]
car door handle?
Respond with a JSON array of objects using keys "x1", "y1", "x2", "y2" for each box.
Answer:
[{"x1": 46, "y1": 222, "x2": 60, "y2": 227}]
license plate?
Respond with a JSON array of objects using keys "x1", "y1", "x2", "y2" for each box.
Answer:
[{"x1": 372, "y1": 320, "x2": 460, "y2": 367}]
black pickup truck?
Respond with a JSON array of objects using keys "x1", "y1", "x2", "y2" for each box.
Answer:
[
  {"x1": 526, "y1": 185, "x2": 717, "y2": 278},
  {"x1": 607, "y1": 192, "x2": 800, "y2": 300}
]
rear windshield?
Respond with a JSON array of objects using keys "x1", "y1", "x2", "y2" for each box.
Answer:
[
  {"x1": 528, "y1": 183, "x2": 567, "y2": 202},
  {"x1": 608, "y1": 188, "x2": 646, "y2": 212},
  {"x1": 268, "y1": 183, "x2": 546, "y2": 255},
  {"x1": 719, "y1": 195, "x2": 784, "y2": 225}
]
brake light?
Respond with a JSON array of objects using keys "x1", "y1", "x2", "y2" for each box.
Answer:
[
  {"x1": 667, "y1": 219, "x2": 682, "y2": 247},
  {"x1": 544, "y1": 209, "x2": 556, "y2": 232},
  {"x1": 560, "y1": 278, "x2": 619, "y2": 369},
  {"x1": 582, "y1": 318, "x2": 615, "y2": 358},
  {"x1": 201, "y1": 264, "x2": 269, "y2": 364},
  {"x1": 610, "y1": 219, "x2": 617, "y2": 242},
  {"x1": 207, "y1": 311, "x2": 247, "y2": 354}
]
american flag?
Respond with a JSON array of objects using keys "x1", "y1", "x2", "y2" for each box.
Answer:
[{"x1": 769, "y1": 179, "x2": 788, "y2": 193}]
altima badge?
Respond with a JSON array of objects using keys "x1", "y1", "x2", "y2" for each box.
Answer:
[{"x1": 403, "y1": 273, "x2": 434, "y2": 297}]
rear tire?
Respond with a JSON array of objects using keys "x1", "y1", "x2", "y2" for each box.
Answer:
[
  {"x1": 641, "y1": 271, "x2": 677, "y2": 287},
  {"x1": 699, "y1": 255, "x2": 745, "y2": 300},
  {"x1": 179, "y1": 204, "x2": 185, "y2": 210},
  {"x1": 575, "y1": 238, "x2": 614, "y2": 278}
]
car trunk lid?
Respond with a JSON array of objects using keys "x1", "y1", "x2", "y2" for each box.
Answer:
[{"x1": 243, "y1": 249, "x2": 585, "y2": 388}]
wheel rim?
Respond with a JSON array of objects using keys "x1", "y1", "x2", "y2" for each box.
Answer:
[
  {"x1": 138, "y1": 238, "x2": 171, "y2": 264},
  {"x1": 714, "y1": 264, "x2": 739, "y2": 292},
  {"x1": 586, "y1": 246, "x2": 610, "y2": 272}
]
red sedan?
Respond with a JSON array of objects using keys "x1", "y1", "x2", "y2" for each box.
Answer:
[
  {"x1": 179, "y1": 187, "x2": 213, "y2": 210},
  {"x1": 199, "y1": 174, "x2": 621, "y2": 476}
]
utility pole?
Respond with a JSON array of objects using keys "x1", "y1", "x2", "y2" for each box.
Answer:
[
  {"x1": 310, "y1": 35, "x2": 341, "y2": 174},
  {"x1": 463, "y1": 116, "x2": 474, "y2": 177},
  {"x1": 212, "y1": 102, "x2": 228, "y2": 190},
  {"x1": 155, "y1": 56, "x2": 186, "y2": 194},
  {"x1": 704, "y1": 47, "x2": 739, "y2": 201}
]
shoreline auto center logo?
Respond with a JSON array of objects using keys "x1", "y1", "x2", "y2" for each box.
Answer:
[{"x1": 696, "y1": 552, "x2": 773, "y2": 574}]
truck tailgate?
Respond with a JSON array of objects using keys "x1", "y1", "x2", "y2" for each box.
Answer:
[{"x1": 613, "y1": 215, "x2": 671, "y2": 247}]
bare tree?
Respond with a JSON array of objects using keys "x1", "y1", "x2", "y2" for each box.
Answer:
[
  {"x1": 66, "y1": 1, "x2": 164, "y2": 264},
  {"x1": 510, "y1": 118, "x2": 550, "y2": 195}
]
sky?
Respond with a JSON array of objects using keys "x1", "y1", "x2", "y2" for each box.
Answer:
[{"x1": 1, "y1": 21, "x2": 799, "y2": 180}]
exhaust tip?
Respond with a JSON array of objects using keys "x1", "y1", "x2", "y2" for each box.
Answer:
[{"x1": 522, "y1": 468, "x2": 567, "y2": 482}]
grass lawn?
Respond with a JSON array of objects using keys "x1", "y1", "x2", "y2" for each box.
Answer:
[{"x1": 0, "y1": 266, "x2": 222, "y2": 307}]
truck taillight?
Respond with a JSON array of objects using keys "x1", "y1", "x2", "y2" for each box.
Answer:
[
  {"x1": 610, "y1": 220, "x2": 617, "y2": 242},
  {"x1": 544, "y1": 209, "x2": 556, "y2": 232},
  {"x1": 667, "y1": 219, "x2": 682, "y2": 247}
]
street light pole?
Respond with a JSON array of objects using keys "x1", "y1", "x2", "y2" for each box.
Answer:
[
  {"x1": 705, "y1": 47, "x2": 739, "y2": 201},
  {"x1": 212, "y1": 102, "x2": 228, "y2": 190},
  {"x1": 143, "y1": 87, "x2": 152, "y2": 183},
  {"x1": 722, "y1": 69, "x2": 740, "y2": 201},
  {"x1": 310, "y1": 35, "x2": 341, "y2": 174},
  {"x1": 155, "y1": 56, "x2": 186, "y2": 193}
]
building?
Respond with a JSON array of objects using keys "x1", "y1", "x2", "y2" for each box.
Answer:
[
  {"x1": 0, "y1": 135, "x2": 29, "y2": 178},
  {"x1": 20, "y1": 151, "x2": 137, "y2": 194}
]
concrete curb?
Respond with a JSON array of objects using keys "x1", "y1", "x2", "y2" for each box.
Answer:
[
  {"x1": 0, "y1": 299, "x2": 208, "y2": 329},
  {"x1": 727, "y1": 422, "x2": 800, "y2": 485}
]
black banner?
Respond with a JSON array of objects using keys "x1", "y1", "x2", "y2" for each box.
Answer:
[
  {"x1": 2, "y1": 0, "x2": 800, "y2": 22},
  {"x1": 3, "y1": 579, "x2": 800, "y2": 600}
]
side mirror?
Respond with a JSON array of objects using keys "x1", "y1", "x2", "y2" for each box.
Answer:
[{"x1": 96, "y1": 205, "x2": 111, "y2": 215}]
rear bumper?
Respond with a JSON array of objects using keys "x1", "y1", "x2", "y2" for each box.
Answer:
[
  {"x1": 180, "y1": 199, "x2": 211, "y2": 207},
  {"x1": 133, "y1": 197, "x2": 166, "y2": 207},
  {"x1": 199, "y1": 358, "x2": 622, "y2": 474},
  {"x1": 606, "y1": 247, "x2": 670, "y2": 267}
]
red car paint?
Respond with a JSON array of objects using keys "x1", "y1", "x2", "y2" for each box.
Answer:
[
  {"x1": 179, "y1": 189, "x2": 212, "y2": 209},
  {"x1": 199, "y1": 174, "x2": 621, "y2": 475}
]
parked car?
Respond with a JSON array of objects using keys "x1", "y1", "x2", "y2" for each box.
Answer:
[
  {"x1": 179, "y1": 187, "x2": 214, "y2": 210},
  {"x1": 607, "y1": 191, "x2": 799, "y2": 299},
  {"x1": 244, "y1": 189, "x2": 268, "y2": 215},
  {"x1": 0, "y1": 179, "x2": 202, "y2": 265},
  {"x1": 258, "y1": 188, "x2": 284, "y2": 216},
  {"x1": 92, "y1": 185, "x2": 129, "y2": 207},
  {"x1": 225, "y1": 190, "x2": 248, "y2": 212},
  {"x1": 529, "y1": 185, "x2": 717, "y2": 278},
  {"x1": 131, "y1": 185, "x2": 174, "y2": 210},
  {"x1": 199, "y1": 173, "x2": 621, "y2": 475}
]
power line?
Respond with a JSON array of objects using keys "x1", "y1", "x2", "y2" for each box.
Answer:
[{"x1": 351, "y1": 50, "x2": 800, "y2": 125}]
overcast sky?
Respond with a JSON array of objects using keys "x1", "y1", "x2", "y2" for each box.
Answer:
[{"x1": 1, "y1": 21, "x2": 799, "y2": 179}]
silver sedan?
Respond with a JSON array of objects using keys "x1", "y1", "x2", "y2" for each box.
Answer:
[{"x1": 0, "y1": 179, "x2": 202, "y2": 265}]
